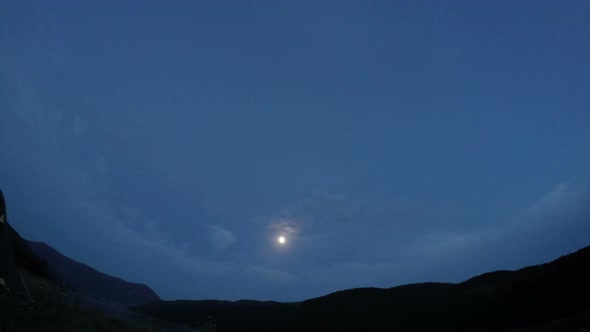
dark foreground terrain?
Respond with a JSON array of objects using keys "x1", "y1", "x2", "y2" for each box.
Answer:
[
  {"x1": 0, "y1": 266, "x2": 194, "y2": 332},
  {"x1": 26, "y1": 240, "x2": 161, "y2": 308},
  {"x1": 133, "y1": 244, "x2": 590, "y2": 332}
]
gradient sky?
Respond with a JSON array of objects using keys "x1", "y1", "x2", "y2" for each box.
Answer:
[{"x1": 1, "y1": 0, "x2": 590, "y2": 302}]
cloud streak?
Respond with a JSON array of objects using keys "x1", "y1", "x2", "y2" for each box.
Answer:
[
  {"x1": 268, "y1": 218, "x2": 300, "y2": 235},
  {"x1": 525, "y1": 182, "x2": 571, "y2": 216},
  {"x1": 207, "y1": 224, "x2": 236, "y2": 251},
  {"x1": 245, "y1": 264, "x2": 297, "y2": 284}
]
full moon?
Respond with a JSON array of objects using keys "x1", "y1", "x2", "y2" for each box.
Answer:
[{"x1": 278, "y1": 236, "x2": 286, "y2": 244}]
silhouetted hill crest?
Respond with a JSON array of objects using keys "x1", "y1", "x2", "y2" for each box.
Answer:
[
  {"x1": 26, "y1": 240, "x2": 160, "y2": 308},
  {"x1": 133, "y1": 243, "x2": 590, "y2": 332}
]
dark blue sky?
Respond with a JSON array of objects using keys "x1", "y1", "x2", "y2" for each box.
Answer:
[{"x1": 1, "y1": 0, "x2": 590, "y2": 301}]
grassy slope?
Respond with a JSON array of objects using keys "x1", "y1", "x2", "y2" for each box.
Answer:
[
  {"x1": 26, "y1": 240, "x2": 161, "y2": 308},
  {"x1": 0, "y1": 267, "x2": 188, "y2": 332}
]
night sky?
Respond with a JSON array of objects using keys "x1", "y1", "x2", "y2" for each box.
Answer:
[{"x1": 1, "y1": 0, "x2": 590, "y2": 302}]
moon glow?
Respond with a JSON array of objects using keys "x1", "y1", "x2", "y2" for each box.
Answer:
[{"x1": 278, "y1": 236, "x2": 286, "y2": 244}]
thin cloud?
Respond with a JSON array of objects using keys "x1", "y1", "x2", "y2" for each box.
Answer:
[
  {"x1": 268, "y1": 218, "x2": 300, "y2": 235},
  {"x1": 525, "y1": 182, "x2": 571, "y2": 216},
  {"x1": 207, "y1": 224, "x2": 236, "y2": 251},
  {"x1": 245, "y1": 264, "x2": 297, "y2": 284},
  {"x1": 79, "y1": 200, "x2": 239, "y2": 276},
  {"x1": 400, "y1": 182, "x2": 590, "y2": 282}
]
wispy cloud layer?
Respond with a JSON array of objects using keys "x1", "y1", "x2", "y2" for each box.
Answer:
[
  {"x1": 245, "y1": 264, "x2": 297, "y2": 284},
  {"x1": 525, "y1": 182, "x2": 571, "y2": 217},
  {"x1": 207, "y1": 224, "x2": 236, "y2": 251}
]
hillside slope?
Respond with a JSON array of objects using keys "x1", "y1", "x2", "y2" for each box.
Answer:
[{"x1": 26, "y1": 240, "x2": 160, "y2": 308}]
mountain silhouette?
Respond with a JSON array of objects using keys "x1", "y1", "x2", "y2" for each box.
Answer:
[
  {"x1": 0, "y1": 189, "x2": 54, "y2": 299},
  {"x1": 132, "y1": 244, "x2": 590, "y2": 332},
  {"x1": 26, "y1": 240, "x2": 160, "y2": 308}
]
